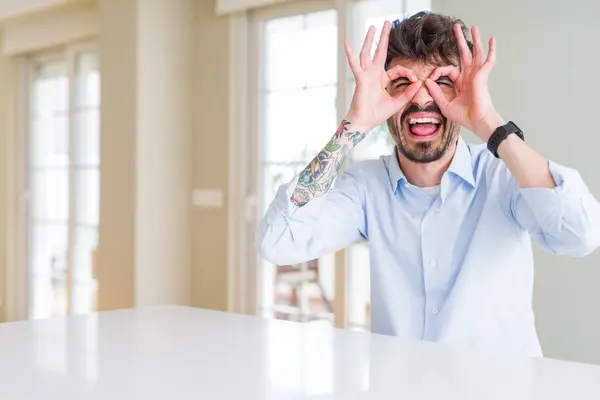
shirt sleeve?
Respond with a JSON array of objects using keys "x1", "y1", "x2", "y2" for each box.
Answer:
[
  {"x1": 509, "y1": 161, "x2": 600, "y2": 257},
  {"x1": 254, "y1": 164, "x2": 367, "y2": 266}
]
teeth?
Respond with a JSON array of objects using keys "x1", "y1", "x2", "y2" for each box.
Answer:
[{"x1": 409, "y1": 117, "x2": 441, "y2": 125}]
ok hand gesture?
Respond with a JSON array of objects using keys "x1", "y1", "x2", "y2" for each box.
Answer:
[
  {"x1": 345, "y1": 20, "x2": 422, "y2": 133},
  {"x1": 425, "y1": 24, "x2": 504, "y2": 140}
]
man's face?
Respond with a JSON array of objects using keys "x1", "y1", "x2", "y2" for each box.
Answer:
[{"x1": 386, "y1": 59, "x2": 461, "y2": 163}]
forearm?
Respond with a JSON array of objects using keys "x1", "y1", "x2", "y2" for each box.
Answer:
[
  {"x1": 291, "y1": 119, "x2": 366, "y2": 207},
  {"x1": 497, "y1": 135, "x2": 555, "y2": 188},
  {"x1": 482, "y1": 115, "x2": 555, "y2": 189},
  {"x1": 487, "y1": 119, "x2": 600, "y2": 255},
  {"x1": 507, "y1": 153, "x2": 600, "y2": 257}
]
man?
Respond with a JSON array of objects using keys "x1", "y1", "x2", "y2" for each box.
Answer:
[{"x1": 255, "y1": 11, "x2": 600, "y2": 357}]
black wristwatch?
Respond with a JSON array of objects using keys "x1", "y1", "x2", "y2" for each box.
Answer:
[{"x1": 487, "y1": 121, "x2": 525, "y2": 158}]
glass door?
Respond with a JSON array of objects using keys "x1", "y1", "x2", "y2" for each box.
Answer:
[
  {"x1": 250, "y1": 0, "x2": 431, "y2": 329},
  {"x1": 28, "y1": 58, "x2": 70, "y2": 319},
  {"x1": 70, "y1": 51, "x2": 101, "y2": 316},
  {"x1": 345, "y1": 0, "x2": 432, "y2": 331},
  {"x1": 26, "y1": 46, "x2": 100, "y2": 320},
  {"x1": 255, "y1": 4, "x2": 339, "y2": 325}
]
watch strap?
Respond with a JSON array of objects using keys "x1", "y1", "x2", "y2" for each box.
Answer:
[{"x1": 487, "y1": 121, "x2": 524, "y2": 158}]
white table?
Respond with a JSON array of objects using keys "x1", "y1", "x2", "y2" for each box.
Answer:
[{"x1": 0, "y1": 306, "x2": 599, "y2": 399}]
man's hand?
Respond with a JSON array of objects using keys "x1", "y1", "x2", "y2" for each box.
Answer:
[
  {"x1": 425, "y1": 24, "x2": 504, "y2": 141},
  {"x1": 345, "y1": 20, "x2": 422, "y2": 133}
]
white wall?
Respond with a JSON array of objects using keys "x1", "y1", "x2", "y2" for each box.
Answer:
[
  {"x1": 0, "y1": 0, "x2": 223, "y2": 319},
  {"x1": 0, "y1": 1, "x2": 98, "y2": 322},
  {"x1": 98, "y1": 0, "x2": 193, "y2": 310},
  {"x1": 97, "y1": 0, "x2": 136, "y2": 310},
  {"x1": 191, "y1": 0, "x2": 230, "y2": 311},
  {"x1": 0, "y1": 0, "x2": 87, "y2": 21},
  {"x1": 0, "y1": 40, "x2": 14, "y2": 321},
  {"x1": 1, "y1": 3, "x2": 98, "y2": 55},
  {"x1": 134, "y1": 0, "x2": 194, "y2": 306},
  {"x1": 433, "y1": 0, "x2": 600, "y2": 365}
]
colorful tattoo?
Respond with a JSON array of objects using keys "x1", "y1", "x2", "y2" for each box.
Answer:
[{"x1": 291, "y1": 120, "x2": 366, "y2": 207}]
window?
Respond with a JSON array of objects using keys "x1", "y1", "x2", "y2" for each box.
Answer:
[
  {"x1": 248, "y1": 0, "x2": 431, "y2": 330},
  {"x1": 258, "y1": 8, "x2": 338, "y2": 324},
  {"x1": 345, "y1": 0, "x2": 432, "y2": 331},
  {"x1": 26, "y1": 45, "x2": 100, "y2": 319}
]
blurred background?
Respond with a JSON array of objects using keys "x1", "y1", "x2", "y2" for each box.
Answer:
[{"x1": 0, "y1": 0, "x2": 598, "y2": 369}]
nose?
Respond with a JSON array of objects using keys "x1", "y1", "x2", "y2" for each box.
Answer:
[{"x1": 411, "y1": 82, "x2": 434, "y2": 108}]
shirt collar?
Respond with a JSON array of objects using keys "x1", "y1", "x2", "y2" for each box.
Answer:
[
  {"x1": 386, "y1": 136, "x2": 475, "y2": 193},
  {"x1": 447, "y1": 136, "x2": 475, "y2": 188}
]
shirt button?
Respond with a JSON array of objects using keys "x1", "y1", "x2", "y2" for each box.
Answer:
[
  {"x1": 432, "y1": 308, "x2": 439, "y2": 315},
  {"x1": 429, "y1": 259, "x2": 436, "y2": 268}
]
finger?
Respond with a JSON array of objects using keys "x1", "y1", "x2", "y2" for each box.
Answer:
[
  {"x1": 373, "y1": 20, "x2": 391, "y2": 66},
  {"x1": 478, "y1": 37, "x2": 497, "y2": 77},
  {"x1": 424, "y1": 79, "x2": 451, "y2": 112},
  {"x1": 471, "y1": 26, "x2": 485, "y2": 67},
  {"x1": 392, "y1": 81, "x2": 422, "y2": 108},
  {"x1": 487, "y1": 36, "x2": 496, "y2": 63},
  {"x1": 484, "y1": 36, "x2": 496, "y2": 65},
  {"x1": 454, "y1": 23, "x2": 472, "y2": 70},
  {"x1": 360, "y1": 26, "x2": 375, "y2": 68},
  {"x1": 429, "y1": 66, "x2": 460, "y2": 82},
  {"x1": 344, "y1": 39, "x2": 361, "y2": 77},
  {"x1": 386, "y1": 65, "x2": 418, "y2": 82}
]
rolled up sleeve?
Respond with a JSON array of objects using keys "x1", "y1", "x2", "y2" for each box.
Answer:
[
  {"x1": 510, "y1": 161, "x2": 600, "y2": 257},
  {"x1": 255, "y1": 165, "x2": 367, "y2": 266}
]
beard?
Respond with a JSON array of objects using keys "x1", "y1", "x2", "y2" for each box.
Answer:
[{"x1": 387, "y1": 103, "x2": 461, "y2": 163}]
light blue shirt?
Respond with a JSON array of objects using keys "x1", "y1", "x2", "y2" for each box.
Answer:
[{"x1": 255, "y1": 137, "x2": 600, "y2": 357}]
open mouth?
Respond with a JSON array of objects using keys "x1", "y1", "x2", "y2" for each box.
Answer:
[{"x1": 404, "y1": 116, "x2": 443, "y2": 139}]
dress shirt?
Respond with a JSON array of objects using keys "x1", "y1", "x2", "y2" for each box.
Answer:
[{"x1": 255, "y1": 136, "x2": 600, "y2": 357}]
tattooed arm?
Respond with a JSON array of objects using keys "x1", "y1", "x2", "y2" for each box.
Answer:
[
  {"x1": 254, "y1": 120, "x2": 369, "y2": 265},
  {"x1": 291, "y1": 120, "x2": 366, "y2": 207},
  {"x1": 255, "y1": 20, "x2": 421, "y2": 265},
  {"x1": 288, "y1": 19, "x2": 422, "y2": 208}
]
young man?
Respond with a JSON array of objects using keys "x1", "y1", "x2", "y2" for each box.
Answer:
[{"x1": 255, "y1": 12, "x2": 600, "y2": 357}]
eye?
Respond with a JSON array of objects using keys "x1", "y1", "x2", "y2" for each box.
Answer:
[
  {"x1": 436, "y1": 79, "x2": 453, "y2": 87},
  {"x1": 393, "y1": 81, "x2": 410, "y2": 89}
]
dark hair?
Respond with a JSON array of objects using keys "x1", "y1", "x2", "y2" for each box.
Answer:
[{"x1": 385, "y1": 11, "x2": 473, "y2": 69}]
